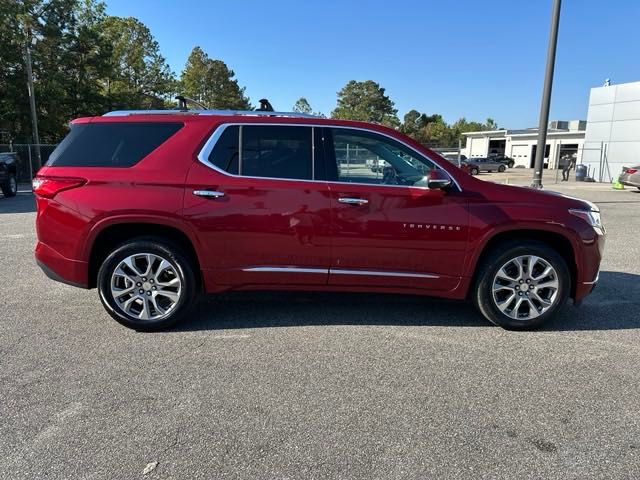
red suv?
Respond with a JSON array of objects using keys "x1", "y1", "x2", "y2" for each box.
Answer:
[{"x1": 33, "y1": 109, "x2": 604, "y2": 331}]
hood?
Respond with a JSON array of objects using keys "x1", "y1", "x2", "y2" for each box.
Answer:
[{"x1": 470, "y1": 180, "x2": 597, "y2": 211}]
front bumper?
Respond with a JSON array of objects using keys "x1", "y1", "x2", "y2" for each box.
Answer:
[
  {"x1": 35, "y1": 241, "x2": 89, "y2": 288},
  {"x1": 573, "y1": 231, "x2": 605, "y2": 303}
]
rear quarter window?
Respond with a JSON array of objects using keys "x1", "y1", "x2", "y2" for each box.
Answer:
[{"x1": 47, "y1": 122, "x2": 183, "y2": 167}]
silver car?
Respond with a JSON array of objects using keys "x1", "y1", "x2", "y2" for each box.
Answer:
[
  {"x1": 465, "y1": 157, "x2": 507, "y2": 173},
  {"x1": 619, "y1": 165, "x2": 640, "y2": 189}
]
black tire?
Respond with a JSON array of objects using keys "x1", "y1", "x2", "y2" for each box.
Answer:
[
  {"x1": 97, "y1": 237, "x2": 198, "y2": 331},
  {"x1": 1, "y1": 173, "x2": 17, "y2": 197},
  {"x1": 508, "y1": 161, "x2": 515, "y2": 168},
  {"x1": 471, "y1": 167, "x2": 479, "y2": 176},
  {"x1": 498, "y1": 165, "x2": 506, "y2": 172},
  {"x1": 472, "y1": 241, "x2": 570, "y2": 330}
]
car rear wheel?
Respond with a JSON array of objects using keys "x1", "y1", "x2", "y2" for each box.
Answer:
[
  {"x1": 472, "y1": 241, "x2": 570, "y2": 330},
  {"x1": 97, "y1": 238, "x2": 197, "y2": 331},
  {"x1": 2, "y1": 173, "x2": 17, "y2": 197},
  {"x1": 498, "y1": 165, "x2": 506, "y2": 172},
  {"x1": 471, "y1": 167, "x2": 479, "y2": 176}
]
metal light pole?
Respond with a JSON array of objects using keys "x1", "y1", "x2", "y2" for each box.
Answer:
[
  {"x1": 531, "y1": 0, "x2": 562, "y2": 189},
  {"x1": 24, "y1": 24, "x2": 42, "y2": 170}
]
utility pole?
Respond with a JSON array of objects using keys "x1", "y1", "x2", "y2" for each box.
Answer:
[
  {"x1": 531, "y1": 0, "x2": 561, "y2": 189},
  {"x1": 23, "y1": 21, "x2": 42, "y2": 170}
]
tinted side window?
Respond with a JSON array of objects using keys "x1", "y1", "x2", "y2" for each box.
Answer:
[
  {"x1": 242, "y1": 126, "x2": 312, "y2": 180},
  {"x1": 47, "y1": 122, "x2": 183, "y2": 167},
  {"x1": 330, "y1": 128, "x2": 436, "y2": 186},
  {"x1": 208, "y1": 126, "x2": 239, "y2": 175}
]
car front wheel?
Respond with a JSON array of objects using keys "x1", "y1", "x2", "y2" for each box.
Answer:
[
  {"x1": 498, "y1": 165, "x2": 506, "y2": 172},
  {"x1": 471, "y1": 167, "x2": 479, "y2": 176},
  {"x1": 97, "y1": 238, "x2": 197, "y2": 331},
  {"x1": 473, "y1": 241, "x2": 570, "y2": 330}
]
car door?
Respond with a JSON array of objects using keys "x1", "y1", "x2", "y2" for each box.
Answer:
[
  {"x1": 323, "y1": 127, "x2": 469, "y2": 292},
  {"x1": 183, "y1": 123, "x2": 332, "y2": 288}
]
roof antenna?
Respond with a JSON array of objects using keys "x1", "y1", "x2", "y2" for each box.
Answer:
[
  {"x1": 257, "y1": 98, "x2": 274, "y2": 112},
  {"x1": 175, "y1": 95, "x2": 208, "y2": 111}
]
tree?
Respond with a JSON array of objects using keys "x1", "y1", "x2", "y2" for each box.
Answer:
[
  {"x1": 292, "y1": 97, "x2": 312, "y2": 114},
  {"x1": 331, "y1": 80, "x2": 399, "y2": 127},
  {"x1": 180, "y1": 46, "x2": 250, "y2": 110},
  {"x1": 0, "y1": 0, "x2": 113, "y2": 142},
  {"x1": 101, "y1": 16, "x2": 176, "y2": 110},
  {"x1": 400, "y1": 110, "x2": 446, "y2": 143},
  {"x1": 0, "y1": 0, "x2": 30, "y2": 141},
  {"x1": 485, "y1": 117, "x2": 498, "y2": 130},
  {"x1": 424, "y1": 120, "x2": 455, "y2": 146}
]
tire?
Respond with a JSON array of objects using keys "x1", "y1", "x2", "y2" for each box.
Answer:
[
  {"x1": 472, "y1": 241, "x2": 570, "y2": 330},
  {"x1": 471, "y1": 167, "x2": 479, "y2": 176},
  {"x1": 97, "y1": 237, "x2": 198, "y2": 331},
  {"x1": 508, "y1": 161, "x2": 515, "y2": 168},
  {"x1": 2, "y1": 173, "x2": 17, "y2": 197},
  {"x1": 498, "y1": 165, "x2": 506, "y2": 172}
]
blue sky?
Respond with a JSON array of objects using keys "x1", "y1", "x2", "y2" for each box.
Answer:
[{"x1": 105, "y1": 0, "x2": 639, "y2": 128}]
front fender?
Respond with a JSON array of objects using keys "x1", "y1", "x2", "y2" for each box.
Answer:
[{"x1": 462, "y1": 203, "x2": 584, "y2": 282}]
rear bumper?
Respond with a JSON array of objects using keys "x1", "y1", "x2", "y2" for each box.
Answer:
[
  {"x1": 619, "y1": 173, "x2": 640, "y2": 187},
  {"x1": 35, "y1": 241, "x2": 89, "y2": 288},
  {"x1": 621, "y1": 180, "x2": 640, "y2": 187}
]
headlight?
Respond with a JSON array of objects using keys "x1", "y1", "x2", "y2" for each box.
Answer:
[{"x1": 569, "y1": 208, "x2": 604, "y2": 234}]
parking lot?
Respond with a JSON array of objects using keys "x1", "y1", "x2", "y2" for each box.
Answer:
[{"x1": 1, "y1": 183, "x2": 639, "y2": 479}]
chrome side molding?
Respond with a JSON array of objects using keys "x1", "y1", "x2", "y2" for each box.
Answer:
[
  {"x1": 331, "y1": 269, "x2": 439, "y2": 279},
  {"x1": 242, "y1": 267, "x2": 328, "y2": 274},
  {"x1": 241, "y1": 266, "x2": 439, "y2": 279}
]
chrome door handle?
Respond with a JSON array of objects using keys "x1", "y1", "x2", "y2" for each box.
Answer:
[
  {"x1": 193, "y1": 190, "x2": 225, "y2": 198},
  {"x1": 338, "y1": 197, "x2": 368, "y2": 205}
]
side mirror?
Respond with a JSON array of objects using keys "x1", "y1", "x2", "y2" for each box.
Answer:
[{"x1": 428, "y1": 169, "x2": 453, "y2": 190}]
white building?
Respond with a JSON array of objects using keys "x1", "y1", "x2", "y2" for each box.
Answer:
[
  {"x1": 461, "y1": 120, "x2": 586, "y2": 170},
  {"x1": 583, "y1": 80, "x2": 640, "y2": 181},
  {"x1": 460, "y1": 80, "x2": 640, "y2": 180}
]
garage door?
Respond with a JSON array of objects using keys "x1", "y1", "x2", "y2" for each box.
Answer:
[{"x1": 510, "y1": 144, "x2": 529, "y2": 167}]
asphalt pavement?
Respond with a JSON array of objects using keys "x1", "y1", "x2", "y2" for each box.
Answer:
[{"x1": 1, "y1": 185, "x2": 639, "y2": 479}]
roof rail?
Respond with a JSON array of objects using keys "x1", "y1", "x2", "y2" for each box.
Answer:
[{"x1": 103, "y1": 109, "x2": 318, "y2": 118}]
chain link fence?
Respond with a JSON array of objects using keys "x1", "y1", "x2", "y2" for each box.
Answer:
[{"x1": 0, "y1": 144, "x2": 58, "y2": 183}]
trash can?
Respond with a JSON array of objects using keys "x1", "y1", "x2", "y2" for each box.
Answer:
[{"x1": 575, "y1": 164, "x2": 587, "y2": 182}]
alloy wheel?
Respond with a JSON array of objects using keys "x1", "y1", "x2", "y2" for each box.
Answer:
[
  {"x1": 491, "y1": 255, "x2": 559, "y2": 320},
  {"x1": 110, "y1": 253, "x2": 182, "y2": 321}
]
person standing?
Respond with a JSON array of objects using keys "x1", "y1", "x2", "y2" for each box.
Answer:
[{"x1": 562, "y1": 154, "x2": 577, "y2": 181}]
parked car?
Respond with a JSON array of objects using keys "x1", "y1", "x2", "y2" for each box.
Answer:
[
  {"x1": 0, "y1": 152, "x2": 18, "y2": 197},
  {"x1": 33, "y1": 108, "x2": 604, "y2": 332},
  {"x1": 460, "y1": 161, "x2": 479, "y2": 176},
  {"x1": 619, "y1": 165, "x2": 640, "y2": 189},
  {"x1": 488, "y1": 153, "x2": 515, "y2": 168},
  {"x1": 464, "y1": 157, "x2": 507, "y2": 173}
]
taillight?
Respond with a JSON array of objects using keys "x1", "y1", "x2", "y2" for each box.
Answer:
[
  {"x1": 625, "y1": 168, "x2": 638, "y2": 174},
  {"x1": 32, "y1": 176, "x2": 86, "y2": 199}
]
